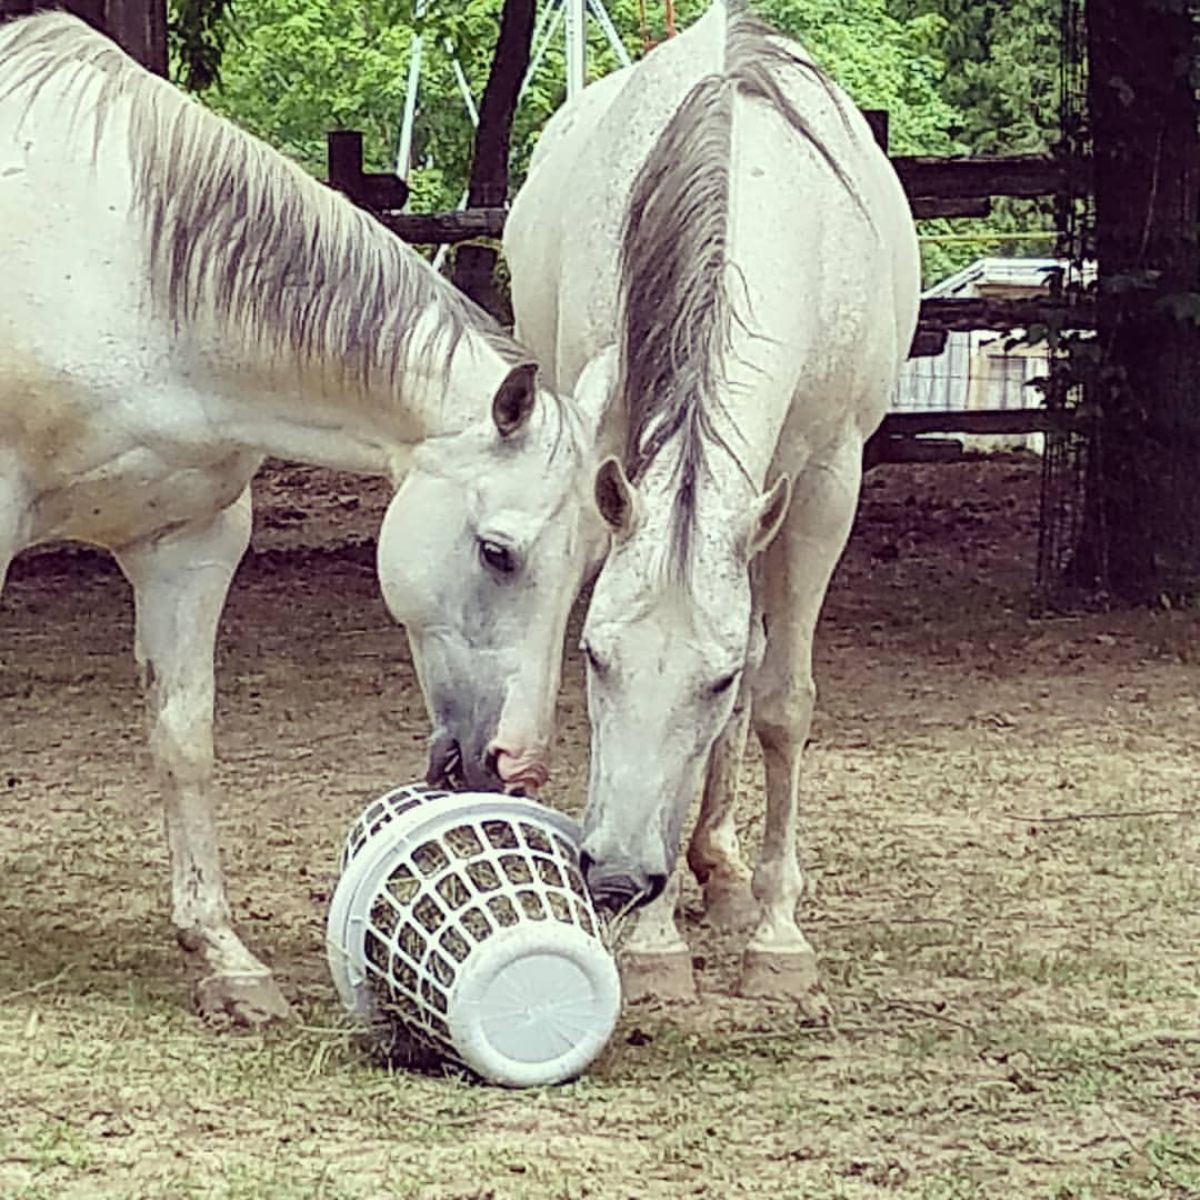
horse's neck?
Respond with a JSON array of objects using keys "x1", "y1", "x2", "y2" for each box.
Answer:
[{"x1": 187, "y1": 317, "x2": 507, "y2": 480}]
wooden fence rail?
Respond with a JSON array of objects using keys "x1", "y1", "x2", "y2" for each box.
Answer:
[
  {"x1": 325, "y1": 134, "x2": 1086, "y2": 359},
  {"x1": 371, "y1": 194, "x2": 1007, "y2": 242},
  {"x1": 355, "y1": 154, "x2": 1066, "y2": 240},
  {"x1": 919, "y1": 297, "x2": 1093, "y2": 333},
  {"x1": 865, "y1": 407, "x2": 1085, "y2": 470},
  {"x1": 328, "y1": 125, "x2": 1069, "y2": 240}
]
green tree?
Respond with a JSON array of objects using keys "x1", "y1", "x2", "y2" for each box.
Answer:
[
  {"x1": 176, "y1": 1, "x2": 416, "y2": 181},
  {"x1": 755, "y1": 0, "x2": 961, "y2": 155},
  {"x1": 174, "y1": 0, "x2": 966, "y2": 231},
  {"x1": 892, "y1": 0, "x2": 1061, "y2": 153},
  {"x1": 171, "y1": 0, "x2": 234, "y2": 89},
  {"x1": 890, "y1": 0, "x2": 1064, "y2": 280}
]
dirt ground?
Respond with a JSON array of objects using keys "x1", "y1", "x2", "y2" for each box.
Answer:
[{"x1": 1, "y1": 455, "x2": 1197, "y2": 1200}]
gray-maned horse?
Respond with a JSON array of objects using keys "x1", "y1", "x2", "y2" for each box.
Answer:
[
  {"x1": 505, "y1": 0, "x2": 919, "y2": 1005},
  {"x1": 0, "y1": 13, "x2": 600, "y2": 1024}
]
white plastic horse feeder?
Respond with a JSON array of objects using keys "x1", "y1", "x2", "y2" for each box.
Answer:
[{"x1": 326, "y1": 783, "x2": 622, "y2": 1087}]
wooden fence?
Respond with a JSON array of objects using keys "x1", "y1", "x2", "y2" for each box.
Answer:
[{"x1": 324, "y1": 129, "x2": 1082, "y2": 367}]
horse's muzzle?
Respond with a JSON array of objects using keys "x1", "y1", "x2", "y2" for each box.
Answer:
[{"x1": 581, "y1": 853, "x2": 667, "y2": 914}]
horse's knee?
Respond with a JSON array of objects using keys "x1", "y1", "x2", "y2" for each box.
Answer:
[
  {"x1": 150, "y1": 702, "x2": 214, "y2": 789},
  {"x1": 752, "y1": 677, "x2": 816, "y2": 756}
]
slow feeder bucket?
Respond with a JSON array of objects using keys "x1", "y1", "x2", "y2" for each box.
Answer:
[{"x1": 326, "y1": 783, "x2": 621, "y2": 1088}]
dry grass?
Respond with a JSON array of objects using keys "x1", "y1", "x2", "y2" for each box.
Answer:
[{"x1": 1, "y1": 458, "x2": 1198, "y2": 1199}]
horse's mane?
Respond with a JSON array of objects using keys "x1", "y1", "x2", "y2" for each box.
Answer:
[
  {"x1": 0, "y1": 12, "x2": 526, "y2": 396},
  {"x1": 617, "y1": 0, "x2": 860, "y2": 574}
]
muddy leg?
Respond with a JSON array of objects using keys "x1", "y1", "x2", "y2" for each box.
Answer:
[
  {"x1": 738, "y1": 443, "x2": 862, "y2": 1018},
  {"x1": 617, "y1": 870, "x2": 697, "y2": 1003},
  {"x1": 116, "y1": 487, "x2": 291, "y2": 1026}
]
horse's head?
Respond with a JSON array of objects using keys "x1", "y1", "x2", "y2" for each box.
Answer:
[
  {"x1": 578, "y1": 454, "x2": 791, "y2": 911},
  {"x1": 377, "y1": 362, "x2": 605, "y2": 794}
]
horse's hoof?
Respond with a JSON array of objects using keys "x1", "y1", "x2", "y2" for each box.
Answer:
[
  {"x1": 195, "y1": 973, "x2": 293, "y2": 1028},
  {"x1": 702, "y1": 878, "x2": 758, "y2": 931},
  {"x1": 619, "y1": 949, "x2": 698, "y2": 1004},
  {"x1": 737, "y1": 949, "x2": 830, "y2": 1020}
]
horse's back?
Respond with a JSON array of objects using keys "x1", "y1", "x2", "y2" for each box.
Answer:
[
  {"x1": 513, "y1": 1, "x2": 917, "y2": 422},
  {"x1": 1, "y1": 14, "x2": 156, "y2": 379},
  {"x1": 505, "y1": 67, "x2": 633, "y2": 391}
]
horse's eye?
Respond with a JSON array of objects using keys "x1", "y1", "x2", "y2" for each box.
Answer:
[
  {"x1": 709, "y1": 672, "x2": 739, "y2": 697},
  {"x1": 479, "y1": 539, "x2": 516, "y2": 575}
]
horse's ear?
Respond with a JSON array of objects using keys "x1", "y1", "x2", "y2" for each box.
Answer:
[
  {"x1": 492, "y1": 362, "x2": 538, "y2": 438},
  {"x1": 594, "y1": 456, "x2": 637, "y2": 538},
  {"x1": 744, "y1": 473, "x2": 792, "y2": 559}
]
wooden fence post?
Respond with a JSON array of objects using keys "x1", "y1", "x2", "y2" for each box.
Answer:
[
  {"x1": 325, "y1": 129, "x2": 410, "y2": 211},
  {"x1": 862, "y1": 109, "x2": 889, "y2": 151}
]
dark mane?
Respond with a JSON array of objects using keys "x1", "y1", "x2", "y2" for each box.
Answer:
[
  {"x1": 0, "y1": 11, "x2": 526, "y2": 399},
  {"x1": 617, "y1": 2, "x2": 861, "y2": 573}
]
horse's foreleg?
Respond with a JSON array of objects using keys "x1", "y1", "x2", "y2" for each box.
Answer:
[
  {"x1": 739, "y1": 443, "x2": 862, "y2": 1017},
  {"x1": 0, "y1": 467, "x2": 30, "y2": 594},
  {"x1": 686, "y1": 683, "x2": 756, "y2": 930},
  {"x1": 116, "y1": 487, "x2": 291, "y2": 1027},
  {"x1": 617, "y1": 868, "x2": 697, "y2": 1003}
]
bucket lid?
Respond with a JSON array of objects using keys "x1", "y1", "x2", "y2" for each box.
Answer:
[{"x1": 446, "y1": 922, "x2": 622, "y2": 1088}]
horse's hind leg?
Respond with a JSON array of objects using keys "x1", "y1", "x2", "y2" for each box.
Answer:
[
  {"x1": 116, "y1": 487, "x2": 291, "y2": 1027},
  {"x1": 739, "y1": 440, "x2": 863, "y2": 1017}
]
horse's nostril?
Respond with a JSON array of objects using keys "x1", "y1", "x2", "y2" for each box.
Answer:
[
  {"x1": 587, "y1": 871, "x2": 643, "y2": 915},
  {"x1": 579, "y1": 851, "x2": 595, "y2": 880},
  {"x1": 483, "y1": 746, "x2": 500, "y2": 777},
  {"x1": 645, "y1": 873, "x2": 668, "y2": 904}
]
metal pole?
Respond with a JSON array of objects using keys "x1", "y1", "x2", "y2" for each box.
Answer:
[
  {"x1": 521, "y1": 0, "x2": 567, "y2": 100},
  {"x1": 396, "y1": 27, "x2": 425, "y2": 176},
  {"x1": 587, "y1": 0, "x2": 631, "y2": 67},
  {"x1": 445, "y1": 38, "x2": 480, "y2": 125},
  {"x1": 564, "y1": 0, "x2": 586, "y2": 98},
  {"x1": 526, "y1": 0, "x2": 559, "y2": 75}
]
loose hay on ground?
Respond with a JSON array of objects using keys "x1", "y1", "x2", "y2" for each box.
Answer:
[{"x1": 1, "y1": 458, "x2": 1197, "y2": 1199}]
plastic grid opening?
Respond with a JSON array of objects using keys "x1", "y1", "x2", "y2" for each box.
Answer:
[
  {"x1": 358, "y1": 810, "x2": 597, "y2": 1061},
  {"x1": 341, "y1": 786, "x2": 451, "y2": 871}
]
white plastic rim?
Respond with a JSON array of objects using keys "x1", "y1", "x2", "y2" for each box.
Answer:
[
  {"x1": 343, "y1": 787, "x2": 583, "y2": 874},
  {"x1": 446, "y1": 921, "x2": 622, "y2": 1088}
]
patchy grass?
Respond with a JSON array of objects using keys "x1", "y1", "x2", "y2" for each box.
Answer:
[{"x1": 3, "y1": 460, "x2": 1198, "y2": 1198}]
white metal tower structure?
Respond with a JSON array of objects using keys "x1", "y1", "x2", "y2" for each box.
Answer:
[{"x1": 394, "y1": 0, "x2": 632, "y2": 182}]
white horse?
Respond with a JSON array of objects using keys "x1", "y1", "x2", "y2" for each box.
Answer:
[
  {"x1": 505, "y1": 0, "x2": 919, "y2": 1005},
  {"x1": 0, "y1": 13, "x2": 599, "y2": 1024}
]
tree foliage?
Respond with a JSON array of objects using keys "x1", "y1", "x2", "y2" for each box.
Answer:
[
  {"x1": 170, "y1": 0, "x2": 235, "y2": 90},
  {"x1": 174, "y1": 1, "x2": 962, "y2": 199},
  {"x1": 169, "y1": 0, "x2": 1064, "y2": 285},
  {"x1": 892, "y1": 0, "x2": 1061, "y2": 154}
]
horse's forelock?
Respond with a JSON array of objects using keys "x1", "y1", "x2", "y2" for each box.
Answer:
[{"x1": 616, "y1": 2, "x2": 864, "y2": 580}]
